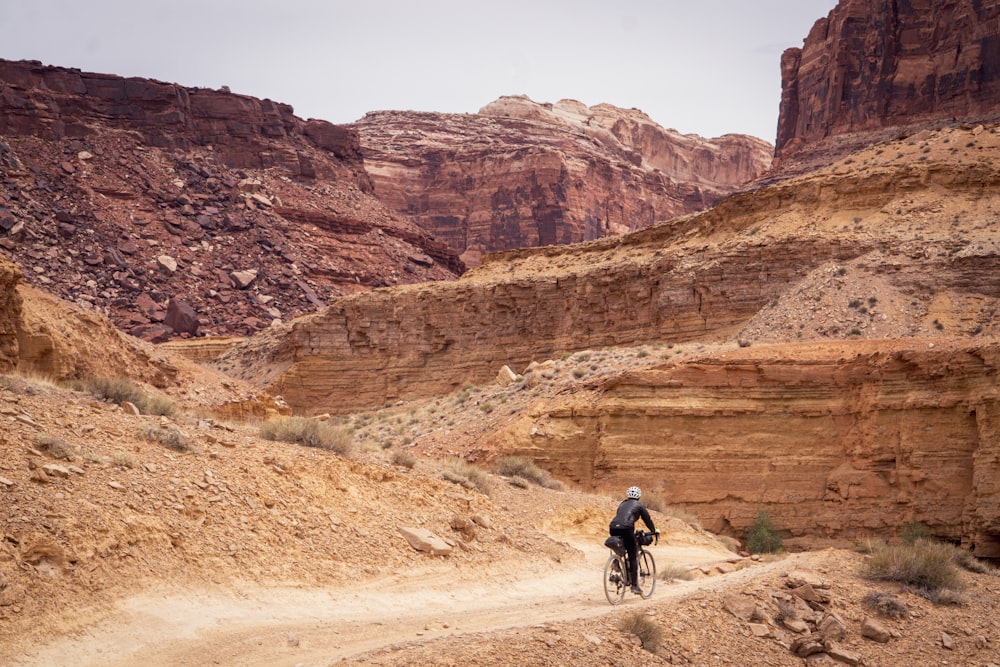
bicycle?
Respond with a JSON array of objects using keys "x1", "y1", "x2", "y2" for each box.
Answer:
[{"x1": 603, "y1": 530, "x2": 657, "y2": 605}]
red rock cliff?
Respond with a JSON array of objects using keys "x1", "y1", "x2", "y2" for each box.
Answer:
[
  {"x1": 777, "y1": 0, "x2": 1000, "y2": 162},
  {"x1": 350, "y1": 96, "x2": 772, "y2": 266},
  {"x1": 0, "y1": 59, "x2": 464, "y2": 340},
  {"x1": 0, "y1": 59, "x2": 367, "y2": 183}
]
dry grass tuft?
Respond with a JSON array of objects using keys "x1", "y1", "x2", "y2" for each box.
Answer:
[
  {"x1": 442, "y1": 457, "x2": 492, "y2": 495},
  {"x1": 33, "y1": 433, "x2": 75, "y2": 460},
  {"x1": 140, "y1": 424, "x2": 192, "y2": 452},
  {"x1": 617, "y1": 611, "x2": 663, "y2": 652},
  {"x1": 260, "y1": 416, "x2": 353, "y2": 455},
  {"x1": 862, "y1": 538, "x2": 964, "y2": 600}
]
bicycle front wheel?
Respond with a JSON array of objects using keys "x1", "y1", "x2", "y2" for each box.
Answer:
[
  {"x1": 636, "y1": 550, "x2": 656, "y2": 599},
  {"x1": 603, "y1": 554, "x2": 626, "y2": 605}
]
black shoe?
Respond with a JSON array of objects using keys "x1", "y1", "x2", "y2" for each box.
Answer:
[{"x1": 631, "y1": 585, "x2": 643, "y2": 595}]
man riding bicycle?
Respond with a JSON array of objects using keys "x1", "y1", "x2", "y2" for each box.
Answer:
[{"x1": 609, "y1": 486, "x2": 658, "y2": 595}]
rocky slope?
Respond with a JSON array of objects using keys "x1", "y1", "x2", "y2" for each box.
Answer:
[
  {"x1": 0, "y1": 58, "x2": 464, "y2": 341},
  {"x1": 776, "y1": 0, "x2": 1000, "y2": 170},
  {"x1": 349, "y1": 96, "x2": 772, "y2": 266}
]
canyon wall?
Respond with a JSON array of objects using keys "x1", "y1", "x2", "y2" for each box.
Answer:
[
  {"x1": 216, "y1": 132, "x2": 1000, "y2": 414},
  {"x1": 513, "y1": 340, "x2": 1000, "y2": 558},
  {"x1": 0, "y1": 59, "x2": 365, "y2": 183},
  {"x1": 350, "y1": 97, "x2": 772, "y2": 266},
  {"x1": 777, "y1": 0, "x2": 1000, "y2": 163},
  {"x1": 0, "y1": 59, "x2": 464, "y2": 340}
]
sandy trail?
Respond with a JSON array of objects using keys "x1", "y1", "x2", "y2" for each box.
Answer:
[{"x1": 10, "y1": 538, "x2": 763, "y2": 667}]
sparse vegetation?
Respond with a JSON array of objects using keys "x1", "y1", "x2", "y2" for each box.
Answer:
[
  {"x1": 260, "y1": 416, "x2": 352, "y2": 454},
  {"x1": 900, "y1": 519, "x2": 933, "y2": 544},
  {"x1": 110, "y1": 451, "x2": 136, "y2": 468},
  {"x1": 617, "y1": 611, "x2": 663, "y2": 652},
  {"x1": 391, "y1": 450, "x2": 417, "y2": 468},
  {"x1": 745, "y1": 510, "x2": 783, "y2": 554},
  {"x1": 442, "y1": 457, "x2": 492, "y2": 495},
  {"x1": 140, "y1": 423, "x2": 192, "y2": 452},
  {"x1": 862, "y1": 590, "x2": 909, "y2": 618},
  {"x1": 861, "y1": 538, "x2": 964, "y2": 600},
  {"x1": 659, "y1": 563, "x2": 695, "y2": 582},
  {"x1": 492, "y1": 455, "x2": 561, "y2": 489},
  {"x1": 68, "y1": 376, "x2": 175, "y2": 416},
  {"x1": 33, "y1": 433, "x2": 74, "y2": 460}
]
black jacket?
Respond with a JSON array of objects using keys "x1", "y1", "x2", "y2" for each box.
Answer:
[{"x1": 609, "y1": 498, "x2": 655, "y2": 533}]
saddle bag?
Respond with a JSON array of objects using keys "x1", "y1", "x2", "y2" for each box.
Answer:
[{"x1": 604, "y1": 535, "x2": 626, "y2": 556}]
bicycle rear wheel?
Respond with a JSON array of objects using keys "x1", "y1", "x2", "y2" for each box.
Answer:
[
  {"x1": 636, "y1": 550, "x2": 656, "y2": 599},
  {"x1": 603, "y1": 554, "x2": 626, "y2": 605}
]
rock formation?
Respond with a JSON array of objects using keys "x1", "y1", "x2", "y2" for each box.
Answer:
[
  {"x1": 777, "y1": 0, "x2": 1000, "y2": 165},
  {"x1": 516, "y1": 339, "x2": 1000, "y2": 558},
  {"x1": 217, "y1": 122, "x2": 1000, "y2": 415},
  {"x1": 216, "y1": 122, "x2": 1000, "y2": 549},
  {"x1": 0, "y1": 59, "x2": 464, "y2": 340},
  {"x1": 350, "y1": 96, "x2": 772, "y2": 266},
  {"x1": 0, "y1": 254, "x2": 22, "y2": 372}
]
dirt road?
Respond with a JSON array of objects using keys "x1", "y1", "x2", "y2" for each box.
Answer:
[{"x1": 10, "y1": 538, "x2": 754, "y2": 667}]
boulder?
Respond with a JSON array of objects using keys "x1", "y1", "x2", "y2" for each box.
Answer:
[
  {"x1": 165, "y1": 297, "x2": 199, "y2": 336},
  {"x1": 397, "y1": 526, "x2": 452, "y2": 556}
]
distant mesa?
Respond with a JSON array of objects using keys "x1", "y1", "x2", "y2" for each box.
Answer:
[{"x1": 349, "y1": 95, "x2": 772, "y2": 267}]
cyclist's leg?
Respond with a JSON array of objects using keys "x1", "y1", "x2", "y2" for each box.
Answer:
[{"x1": 623, "y1": 533, "x2": 639, "y2": 588}]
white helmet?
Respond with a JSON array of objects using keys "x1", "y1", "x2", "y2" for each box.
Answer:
[{"x1": 626, "y1": 486, "x2": 641, "y2": 500}]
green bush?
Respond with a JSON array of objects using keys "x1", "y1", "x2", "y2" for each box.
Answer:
[
  {"x1": 900, "y1": 520, "x2": 933, "y2": 544},
  {"x1": 617, "y1": 611, "x2": 663, "y2": 652},
  {"x1": 260, "y1": 416, "x2": 353, "y2": 455},
  {"x1": 745, "y1": 510, "x2": 783, "y2": 554},
  {"x1": 862, "y1": 539, "x2": 963, "y2": 597}
]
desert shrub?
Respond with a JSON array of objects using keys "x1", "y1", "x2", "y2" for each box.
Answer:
[
  {"x1": 392, "y1": 450, "x2": 416, "y2": 468},
  {"x1": 70, "y1": 377, "x2": 175, "y2": 416},
  {"x1": 492, "y1": 455, "x2": 553, "y2": 487},
  {"x1": 260, "y1": 416, "x2": 353, "y2": 455},
  {"x1": 745, "y1": 510, "x2": 783, "y2": 554},
  {"x1": 111, "y1": 451, "x2": 136, "y2": 468},
  {"x1": 140, "y1": 423, "x2": 192, "y2": 452},
  {"x1": 659, "y1": 563, "x2": 694, "y2": 582},
  {"x1": 900, "y1": 520, "x2": 933, "y2": 544},
  {"x1": 862, "y1": 590, "x2": 909, "y2": 619},
  {"x1": 33, "y1": 433, "x2": 74, "y2": 460},
  {"x1": 617, "y1": 611, "x2": 663, "y2": 652},
  {"x1": 854, "y1": 536, "x2": 888, "y2": 554},
  {"x1": 949, "y1": 544, "x2": 997, "y2": 575},
  {"x1": 442, "y1": 457, "x2": 491, "y2": 495},
  {"x1": 862, "y1": 539, "x2": 963, "y2": 597}
]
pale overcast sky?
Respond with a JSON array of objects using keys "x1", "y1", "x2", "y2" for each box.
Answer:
[{"x1": 0, "y1": 1, "x2": 839, "y2": 143}]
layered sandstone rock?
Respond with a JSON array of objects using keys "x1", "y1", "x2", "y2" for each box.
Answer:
[
  {"x1": 513, "y1": 339, "x2": 1000, "y2": 558},
  {"x1": 216, "y1": 124, "x2": 1000, "y2": 416},
  {"x1": 777, "y1": 0, "x2": 1000, "y2": 164},
  {"x1": 350, "y1": 96, "x2": 772, "y2": 266}
]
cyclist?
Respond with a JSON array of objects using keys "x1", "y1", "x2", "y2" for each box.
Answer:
[{"x1": 609, "y1": 486, "x2": 658, "y2": 595}]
